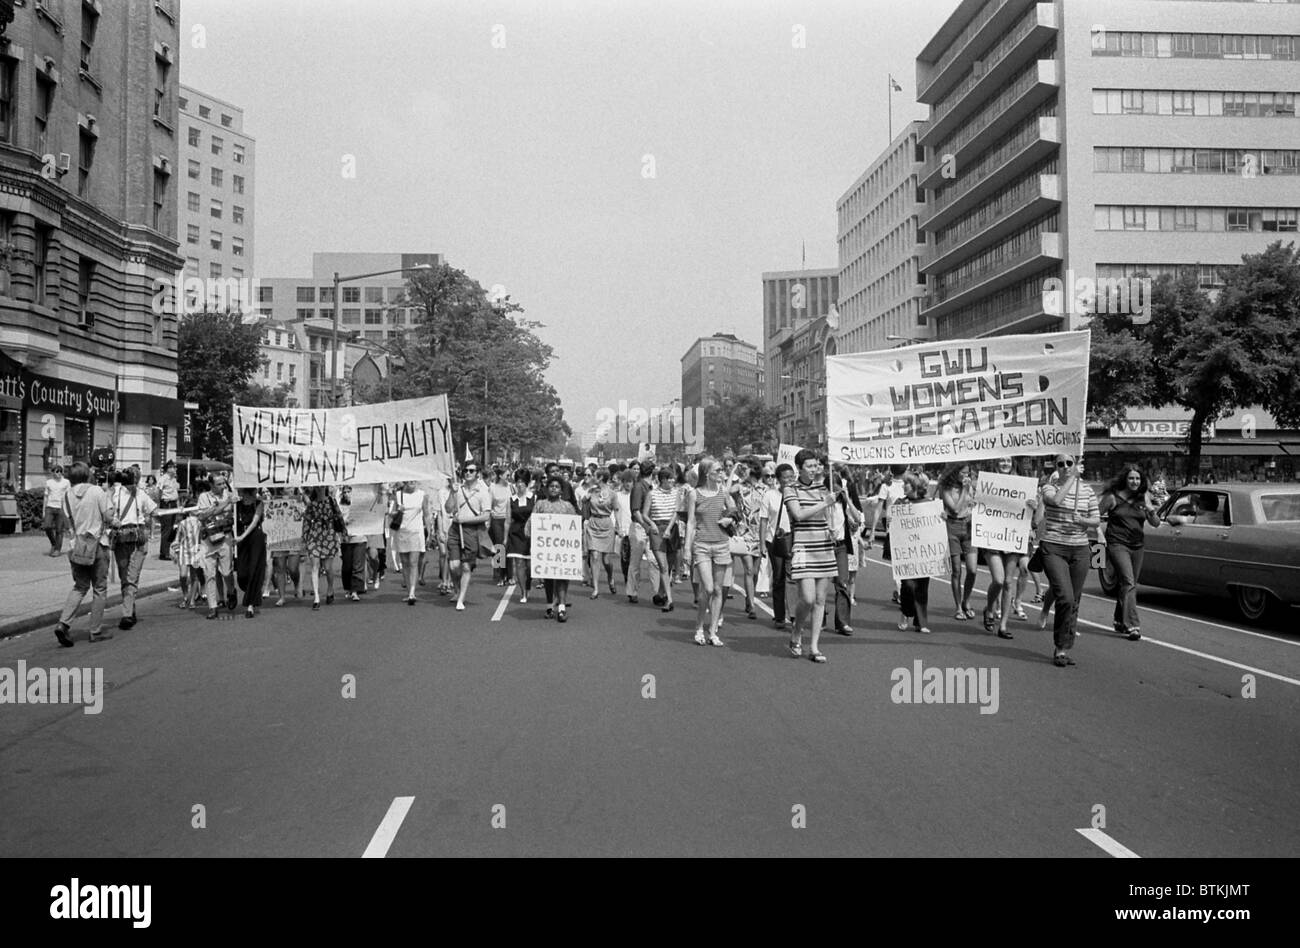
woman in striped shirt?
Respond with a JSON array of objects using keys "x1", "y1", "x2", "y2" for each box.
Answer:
[
  {"x1": 783, "y1": 449, "x2": 842, "y2": 663},
  {"x1": 1039, "y1": 453, "x2": 1101, "y2": 667},
  {"x1": 642, "y1": 467, "x2": 682, "y2": 612}
]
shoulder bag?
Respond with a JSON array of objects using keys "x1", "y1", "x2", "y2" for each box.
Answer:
[
  {"x1": 389, "y1": 491, "x2": 406, "y2": 531},
  {"x1": 771, "y1": 491, "x2": 793, "y2": 559},
  {"x1": 64, "y1": 492, "x2": 100, "y2": 566},
  {"x1": 201, "y1": 496, "x2": 234, "y2": 544}
]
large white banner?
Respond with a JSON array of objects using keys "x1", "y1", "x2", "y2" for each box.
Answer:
[
  {"x1": 971, "y1": 473, "x2": 1037, "y2": 554},
  {"x1": 530, "y1": 513, "x2": 584, "y2": 580},
  {"x1": 827, "y1": 331, "x2": 1090, "y2": 466},
  {"x1": 231, "y1": 396, "x2": 454, "y2": 487},
  {"x1": 888, "y1": 500, "x2": 950, "y2": 582}
]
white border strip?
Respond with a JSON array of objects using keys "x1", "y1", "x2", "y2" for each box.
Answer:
[
  {"x1": 491, "y1": 582, "x2": 514, "y2": 622},
  {"x1": 1076, "y1": 827, "x2": 1140, "y2": 858},
  {"x1": 362, "y1": 796, "x2": 414, "y2": 858}
]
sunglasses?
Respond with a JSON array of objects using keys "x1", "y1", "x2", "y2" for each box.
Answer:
[
  {"x1": 1056, "y1": 460, "x2": 1075, "y2": 468},
  {"x1": 464, "y1": 468, "x2": 478, "y2": 474}
]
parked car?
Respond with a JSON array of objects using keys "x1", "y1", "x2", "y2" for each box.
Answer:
[{"x1": 1098, "y1": 484, "x2": 1300, "y2": 624}]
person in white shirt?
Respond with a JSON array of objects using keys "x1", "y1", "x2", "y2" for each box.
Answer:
[
  {"x1": 110, "y1": 467, "x2": 158, "y2": 630},
  {"x1": 444, "y1": 462, "x2": 492, "y2": 611},
  {"x1": 43, "y1": 466, "x2": 71, "y2": 556},
  {"x1": 53, "y1": 461, "x2": 115, "y2": 646},
  {"x1": 195, "y1": 471, "x2": 237, "y2": 619},
  {"x1": 488, "y1": 467, "x2": 512, "y2": 585},
  {"x1": 868, "y1": 465, "x2": 907, "y2": 602},
  {"x1": 759, "y1": 463, "x2": 796, "y2": 628},
  {"x1": 157, "y1": 459, "x2": 181, "y2": 560}
]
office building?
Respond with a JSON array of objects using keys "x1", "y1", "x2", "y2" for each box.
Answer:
[
  {"x1": 762, "y1": 268, "x2": 837, "y2": 441},
  {"x1": 177, "y1": 84, "x2": 254, "y2": 311},
  {"x1": 915, "y1": 0, "x2": 1300, "y2": 340},
  {"x1": 0, "y1": 0, "x2": 184, "y2": 491},
  {"x1": 680, "y1": 332, "x2": 764, "y2": 427}
]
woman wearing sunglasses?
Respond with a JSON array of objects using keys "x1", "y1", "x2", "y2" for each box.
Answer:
[{"x1": 1039, "y1": 454, "x2": 1100, "y2": 666}]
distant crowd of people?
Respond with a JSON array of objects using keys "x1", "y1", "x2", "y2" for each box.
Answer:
[{"x1": 45, "y1": 450, "x2": 1168, "y2": 668}]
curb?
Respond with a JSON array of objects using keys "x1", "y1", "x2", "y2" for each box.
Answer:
[{"x1": 0, "y1": 580, "x2": 175, "y2": 642}]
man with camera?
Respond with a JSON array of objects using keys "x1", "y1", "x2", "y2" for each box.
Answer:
[
  {"x1": 109, "y1": 467, "x2": 158, "y2": 631},
  {"x1": 195, "y1": 471, "x2": 238, "y2": 619}
]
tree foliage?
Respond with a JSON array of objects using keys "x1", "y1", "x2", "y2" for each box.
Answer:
[
  {"x1": 240, "y1": 381, "x2": 294, "y2": 409},
  {"x1": 368, "y1": 262, "x2": 571, "y2": 461},
  {"x1": 177, "y1": 311, "x2": 267, "y2": 461},
  {"x1": 1087, "y1": 241, "x2": 1300, "y2": 477},
  {"x1": 703, "y1": 393, "x2": 781, "y2": 456}
]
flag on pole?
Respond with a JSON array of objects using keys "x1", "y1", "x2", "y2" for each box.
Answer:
[
  {"x1": 890, "y1": 75, "x2": 903, "y2": 92},
  {"x1": 464, "y1": 443, "x2": 472, "y2": 463}
]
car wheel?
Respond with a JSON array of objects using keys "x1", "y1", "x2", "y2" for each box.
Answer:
[{"x1": 1231, "y1": 585, "x2": 1278, "y2": 624}]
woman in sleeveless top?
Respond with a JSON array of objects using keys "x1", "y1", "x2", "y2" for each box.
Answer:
[
  {"x1": 940, "y1": 463, "x2": 977, "y2": 620},
  {"x1": 507, "y1": 468, "x2": 535, "y2": 602},
  {"x1": 685, "y1": 456, "x2": 739, "y2": 646},
  {"x1": 643, "y1": 467, "x2": 682, "y2": 611},
  {"x1": 1099, "y1": 464, "x2": 1161, "y2": 641},
  {"x1": 782, "y1": 449, "x2": 841, "y2": 663},
  {"x1": 583, "y1": 470, "x2": 618, "y2": 599},
  {"x1": 234, "y1": 487, "x2": 266, "y2": 618}
]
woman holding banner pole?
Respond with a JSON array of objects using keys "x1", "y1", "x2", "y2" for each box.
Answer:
[
  {"x1": 940, "y1": 464, "x2": 977, "y2": 621},
  {"x1": 1040, "y1": 454, "x2": 1101, "y2": 666}
]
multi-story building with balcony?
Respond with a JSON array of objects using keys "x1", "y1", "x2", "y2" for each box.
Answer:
[
  {"x1": 681, "y1": 332, "x2": 764, "y2": 432},
  {"x1": 177, "y1": 84, "x2": 254, "y2": 311},
  {"x1": 836, "y1": 120, "x2": 931, "y2": 355},
  {"x1": 915, "y1": 0, "x2": 1300, "y2": 340},
  {"x1": 0, "y1": 0, "x2": 185, "y2": 490}
]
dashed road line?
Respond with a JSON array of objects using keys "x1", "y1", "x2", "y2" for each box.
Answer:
[
  {"x1": 1076, "y1": 827, "x2": 1140, "y2": 858},
  {"x1": 362, "y1": 796, "x2": 414, "y2": 858},
  {"x1": 491, "y1": 582, "x2": 515, "y2": 622}
]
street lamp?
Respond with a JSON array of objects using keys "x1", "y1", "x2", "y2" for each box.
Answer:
[{"x1": 331, "y1": 264, "x2": 432, "y2": 405}]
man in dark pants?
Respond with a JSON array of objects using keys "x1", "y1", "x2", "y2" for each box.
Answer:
[
  {"x1": 157, "y1": 460, "x2": 180, "y2": 559},
  {"x1": 338, "y1": 487, "x2": 368, "y2": 602},
  {"x1": 826, "y1": 463, "x2": 862, "y2": 636},
  {"x1": 764, "y1": 463, "x2": 795, "y2": 629}
]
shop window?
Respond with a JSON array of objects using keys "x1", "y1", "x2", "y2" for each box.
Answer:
[
  {"x1": 0, "y1": 408, "x2": 19, "y2": 492},
  {"x1": 64, "y1": 416, "x2": 91, "y2": 465}
]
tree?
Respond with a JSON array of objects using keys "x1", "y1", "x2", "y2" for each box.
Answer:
[
  {"x1": 1087, "y1": 242, "x2": 1300, "y2": 477},
  {"x1": 177, "y1": 312, "x2": 267, "y2": 461},
  {"x1": 702, "y1": 393, "x2": 780, "y2": 456},
  {"x1": 240, "y1": 381, "x2": 294, "y2": 408},
  {"x1": 372, "y1": 262, "x2": 571, "y2": 460}
]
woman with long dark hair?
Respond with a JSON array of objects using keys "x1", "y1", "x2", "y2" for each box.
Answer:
[
  {"x1": 1040, "y1": 454, "x2": 1101, "y2": 666},
  {"x1": 1099, "y1": 465, "x2": 1161, "y2": 640},
  {"x1": 507, "y1": 468, "x2": 535, "y2": 602}
]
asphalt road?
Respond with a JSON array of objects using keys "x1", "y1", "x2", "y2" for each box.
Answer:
[{"x1": 1, "y1": 557, "x2": 1296, "y2": 858}]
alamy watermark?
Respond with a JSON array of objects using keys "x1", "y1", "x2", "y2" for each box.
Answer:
[
  {"x1": 594, "y1": 400, "x2": 704, "y2": 454},
  {"x1": 890, "y1": 660, "x2": 999, "y2": 714},
  {"x1": 151, "y1": 270, "x2": 261, "y2": 318},
  {"x1": 0, "y1": 661, "x2": 104, "y2": 715},
  {"x1": 1043, "y1": 271, "x2": 1152, "y2": 325}
]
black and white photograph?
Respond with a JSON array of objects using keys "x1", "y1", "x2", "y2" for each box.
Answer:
[{"x1": 0, "y1": 0, "x2": 1296, "y2": 923}]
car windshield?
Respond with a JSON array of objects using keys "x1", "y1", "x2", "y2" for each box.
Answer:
[{"x1": 1259, "y1": 493, "x2": 1300, "y2": 523}]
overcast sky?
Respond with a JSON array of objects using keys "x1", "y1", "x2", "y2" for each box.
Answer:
[{"x1": 181, "y1": 0, "x2": 957, "y2": 440}]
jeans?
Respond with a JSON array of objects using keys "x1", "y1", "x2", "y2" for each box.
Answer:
[
  {"x1": 900, "y1": 577, "x2": 930, "y2": 630},
  {"x1": 766, "y1": 539, "x2": 791, "y2": 623},
  {"x1": 60, "y1": 545, "x2": 110, "y2": 633},
  {"x1": 1040, "y1": 541, "x2": 1091, "y2": 651},
  {"x1": 113, "y1": 541, "x2": 147, "y2": 619},
  {"x1": 627, "y1": 524, "x2": 660, "y2": 599},
  {"x1": 341, "y1": 540, "x2": 368, "y2": 593},
  {"x1": 1108, "y1": 542, "x2": 1144, "y2": 632}
]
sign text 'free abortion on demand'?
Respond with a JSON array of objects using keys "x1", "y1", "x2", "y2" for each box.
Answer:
[
  {"x1": 826, "y1": 331, "x2": 1090, "y2": 465},
  {"x1": 231, "y1": 395, "x2": 454, "y2": 487}
]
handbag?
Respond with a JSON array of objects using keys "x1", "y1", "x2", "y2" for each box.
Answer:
[
  {"x1": 64, "y1": 493, "x2": 100, "y2": 566},
  {"x1": 880, "y1": 516, "x2": 892, "y2": 560},
  {"x1": 389, "y1": 491, "x2": 405, "y2": 531},
  {"x1": 770, "y1": 493, "x2": 793, "y2": 559},
  {"x1": 112, "y1": 489, "x2": 147, "y2": 547},
  {"x1": 1027, "y1": 545, "x2": 1045, "y2": 573},
  {"x1": 331, "y1": 497, "x2": 346, "y2": 535}
]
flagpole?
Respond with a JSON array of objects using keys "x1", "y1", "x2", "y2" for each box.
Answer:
[{"x1": 888, "y1": 74, "x2": 894, "y2": 142}]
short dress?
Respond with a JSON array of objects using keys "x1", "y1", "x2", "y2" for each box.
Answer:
[
  {"x1": 301, "y1": 497, "x2": 340, "y2": 560},
  {"x1": 732, "y1": 483, "x2": 764, "y2": 557},
  {"x1": 583, "y1": 485, "x2": 617, "y2": 555},
  {"x1": 390, "y1": 488, "x2": 427, "y2": 555},
  {"x1": 784, "y1": 482, "x2": 837, "y2": 579},
  {"x1": 507, "y1": 491, "x2": 535, "y2": 559}
]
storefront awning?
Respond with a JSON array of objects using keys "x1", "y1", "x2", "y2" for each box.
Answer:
[
  {"x1": 1087, "y1": 440, "x2": 1186, "y2": 454},
  {"x1": 1200, "y1": 442, "x2": 1286, "y2": 457}
]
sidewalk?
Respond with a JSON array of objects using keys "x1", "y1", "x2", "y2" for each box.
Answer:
[{"x1": 0, "y1": 529, "x2": 178, "y2": 640}]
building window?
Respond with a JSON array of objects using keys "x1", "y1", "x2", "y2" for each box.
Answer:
[
  {"x1": 221, "y1": 113, "x2": 232, "y2": 128},
  {"x1": 364, "y1": 286, "x2": 383, "y2": 303},
  {"x1": 257, "y1": 285, "x2": 273, "y2": 303},
  {"x1": 342, "y1": 286, "x2": 360, "y2": 303},
  {"x1": 186, "y1": 224, "x2": 199, "y2": 244},
  {"x1": 210, "y1": 168, "x2": 222, "y2": 187},
  {"x1": 211, "y1": 135, "x2": 222, "y2": 156},
  {"x1": 154, "y1": 58, "x2": 169, "y2": 120},
  {"x1": 152, "y1": 170, "x2": 168, "y2": 231},
  {"x1": 276, "y1": 363, "x2": 283, "y2": 381},
  {"x1": 179, "y1": 95, "x2": 188, "y2": 110},
  {"x1": 185, "y1": 257, "x2": 199, "y2": 277},
  {"x1": 186, "y1": 191, "x2": 200, "y2": 211},
  {"x1": 364, "y1": 308, "x2": 383, "y2": 324},
  {"x1": 210, "y1": 262, "x2": 222, "y2": 279},
  {"x1": 232, "y1": 236, "x2": 244, "y2": 257},
  {"x1": 198, "y1": 104, "x2": 210, "y2": 119},
  {"x1": 0, "y1": 57, "x2": 14, "y2": 144},
  {"x1": 187, "y1": 158, "x2": 200, "y2": 179},
  {"x1": 77, "y1": 257, "x2": 94, "y2": 326},
  {"x1": 77, "y1": 129, "x2": 95, "y2": 196},
  {"x1": 319, "y1": 286, "x2": 335, "y2": 303},
  {"x1": 34, "y1": 74, "x2": 55, "y2": 157},
  {"x1": 187, "y1": 126, "x2": 199, "y2": 147},
  {"x1": 79, "y1": 2, "x2": 99, "y2": 72},
  {"x1": 341, "y1": 308, "x2": 360, "y2": 324},
  {"x1": 296, "y1": 308, "x2": 313, "y2": 320},
  {"x1": 233, "y1": 144, "x2": 245, "y2": 164},
  {"x1": 32, "y1": 225, "x2": 52, "y2": 304},
  {"x1": 296, "y1": 286, "x2": 315, "y2": 303},
  {"x1": 210, "y1": 231, "x2": 222, "y2": 250},
  {"x1": 232, "y1": 174, "x2": 244, "y2": 194},
  {"x1": 210, "y1": 199, "x2": 222, "y2": 219},
  {"x1": 232, "y1": 205, "x2": 244, "y2": 224}
]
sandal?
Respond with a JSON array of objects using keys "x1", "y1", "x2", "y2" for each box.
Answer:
[
  {"x1": 809, "y1": 651, "x2": 827, "y2": 663},
  {"x1": 1031, "y1": 593, "x2": 1044, "y2": 604},
  {"x1": 918, "y1": 627, "x2": 932, "y2": 635},
  {"x1": 964, "y1": 607, "x2": 977, "y2": 619},
  {"x1": 1013, "y1": 606, "x2": 1028, "y2": 620},
  {"x1": 983, "y1": 611, "x2": 996, "y2": 633},
  {"x1": 996, "y1": 629, "x2": 1014, "y2": 639},
  {"x1": 954, "y1": 609, "x2": 969, "y2": 620},
  {"x1": 695, "y1": 629, "x2": 708, "y2": 646},
  {"x1": 787, "y1": 637, "x2": 801, "y2": 657}
]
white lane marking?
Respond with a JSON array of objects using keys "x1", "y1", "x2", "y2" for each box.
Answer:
[
  {"x1": 860, "y1": 555, "x2": 1298, "y2": 646},
  {"x1": 1076, "y1": 827, "x2": 1140, "y2": 858},
  {"x1": 491, "y1": 582, "x2": 514, "y2": 622},
  {"x1": 733, "y1": 585, "x2": 776, "y2": 618},
  {"x1": 858, "y1": 556, "x2": 1300, "y2": 688},
  {"x1": 362, "y1": 796, "x2": 414, "y2": 858}
]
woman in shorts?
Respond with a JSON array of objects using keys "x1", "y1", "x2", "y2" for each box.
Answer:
[
  {"x1": 684, "y1": 456, "x2": 739, "y2": 646},
  {"x1": 940, "y1": 463, "x2": 977, "y2": 620}
]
